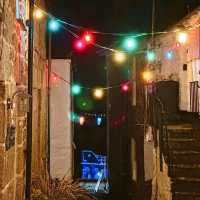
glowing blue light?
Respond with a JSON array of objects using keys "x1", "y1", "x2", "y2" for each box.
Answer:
[
  {"x1": 81, "y1": 150, "x2": 108, "y2": 181},
  {"x1": 165, "y1": 51, "x2": 173, "y2": 60},
  {"x1": 96, "y1": 117, "x2": 102, "y2": 126},
  {"x1": 48, "y1": 19, "x2": 60, "y2": 32}
]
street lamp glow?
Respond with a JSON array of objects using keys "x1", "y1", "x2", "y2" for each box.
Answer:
[
  {"x1": 113, "y1": 52, "x2": 126, "y2": 63},
  {"x1": 93, "y1": 88, "x2": 104, "y2": 100},
  {"x1": 177, "y1": 32, "x2": 188, "y2": 44},
  {"x1": 33, "y1": 8, "x2": 44, "y2": 19},
  {"x1": 48, "y1": 19, "x2": 60, "y2": 32}
]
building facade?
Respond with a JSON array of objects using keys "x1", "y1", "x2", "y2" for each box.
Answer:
[
  {"x1": 145, "y1": 7, "x2": 200, "y2": 200},
  {"x1": 151, "y1": 7, "x2": 200, "y2": 113},
  {"x1": 0, "y1": 0, "x2": 48, "y2": 199}
]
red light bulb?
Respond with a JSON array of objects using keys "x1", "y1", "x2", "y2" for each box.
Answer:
[
  {"x1": 83, "y1": 32, "x2": 94, "y2": 44},
  {"x1": 52, "y1": 75, "x2": 58, "y2": 82},
  {"x1": 175, "y1": 42, "x2": 181, "y2": 48},
  {"x1": 53, "y1": 76, "x2": 57, "y2": 81},
  {"x1": 121, "y1": 84, "x2": 129, "y2": 92},
  {"x1": 74, "y1": 39, "x2": 85, "y2": 51}
]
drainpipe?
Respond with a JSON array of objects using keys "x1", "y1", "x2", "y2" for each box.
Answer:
[{"x1": 25, "y1": 0, "x2": 34, "y2": 199}]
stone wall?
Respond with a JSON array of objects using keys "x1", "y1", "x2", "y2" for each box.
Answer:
[{"x1": 0, "y1": 0, "x2": 47, "y2": 199}]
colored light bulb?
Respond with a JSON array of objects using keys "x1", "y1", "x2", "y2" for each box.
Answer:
[
  {"x1": 48, "y1": 19, "x2": 60, "y2": 32},
  {"x1": 74, "y1": 39, "x2": 85, "y2": 51},
  {"x1": 83, "y1": 32, "x2": 94, "y2": 44},
  {"x1": 147, "y1": 51, "x2": 156, "y2": 62},
  {"x1": 79, "y1": 116, "x2": 85, "y2": 125},
  {"x1": 123, "y1": 37, "x2": 138, "y2": 52},
  {"x1": 165, "y1": 51, "x2": 173, "y2": 60},
  {"x1": 177, "y1": 32, "x2": 188, "y2": 44},
  {"x1": 175, "y1": 42, "x2": 181, "y2": 48},
  {"x1": 96, "y1": 117, "x2": 102, "y2": 126},
  {"x1": 33, "y1": 8, "x2": 44, "y2": 19},
  {"x1": 93, "y1": 88, "x2": 104, "y2": 100},
  {"x1": 113, "y1": 52, "x2": 126, "y2": 63},
  {"x1": 72, "y1": 84, "x2": 82, "y2": 95},
  {"x1": 121, "y1": 84, "x2": 129, "y2": 92},
  {"x1": 142, "y1": 71, "x2": 153, "y2": 82}
]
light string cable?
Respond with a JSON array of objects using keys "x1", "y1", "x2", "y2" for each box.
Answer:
[
  {"x1": 34, "y1": 4, "x2": 200, "y2": 38},
  {"x1": 52, "y1": 71, "x2": 133, "y2": 91}
]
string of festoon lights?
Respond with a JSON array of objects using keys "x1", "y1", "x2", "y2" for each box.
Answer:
[
  {"x1": 33, "y1": 4, "x2": 199, "y2": 56},
  {"x1": 33, "y1": 4, "x2": 200, "y2": 72},
  {"x1": 52, "y1": 71, "x2": 132, "y2": 98},
  {"x1": 69, "y1": 112, "x2": 106, "y2": 126},
  {"x1": 33, "y1": 5, "x2": 199, "y2": 125}
]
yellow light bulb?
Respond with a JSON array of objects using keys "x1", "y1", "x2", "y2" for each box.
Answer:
[
  {"x1": 177, "y1": 32, "x2": 188, "y2": 44},
  {"x1": 34, "y1": 9, "x2": 44, "y2": 19},
  {"x1": 113, "y1": 52, "x2": 126, "y2": 63},
  {"x1": 142, "y1": 71, "x2": 153, "y2": 82},
  {"x1": 93, "y1": 88, "x2": 104, "y2": 99}
]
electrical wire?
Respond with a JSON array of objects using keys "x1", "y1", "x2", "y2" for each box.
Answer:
[
  {"x1": 52, "y1": 71, "x2": 133, "y2": 90},
  {"x1": 34, "y1": 4, "x2": 200, "y2": 38}
]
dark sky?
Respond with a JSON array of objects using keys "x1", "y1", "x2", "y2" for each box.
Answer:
[{"x1": 47, "y1": 0, "x2": 200, "y2": 57}]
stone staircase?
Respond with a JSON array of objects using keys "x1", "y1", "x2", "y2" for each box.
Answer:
[{"x1": 164, "y1": 124, "x2": 200, "y2": 200}]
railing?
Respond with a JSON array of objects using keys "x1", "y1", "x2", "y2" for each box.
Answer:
[
  {"x1": 190, "y1": 81, "x2": 200, "y2": 113},
  {"x1": 146, "y1": 83, "x2": 169, "y2": 171}
]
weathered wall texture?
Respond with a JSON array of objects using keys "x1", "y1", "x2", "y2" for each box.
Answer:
[
  {"x1": 50, "y1": 59, "x2": 72, "y2": 180},
  {"x1": 150, "y1": 8, "x2": 200, "y2": 111},
  {"x1": 0, "y1": 0, "x2": 47, "y2": 199}
]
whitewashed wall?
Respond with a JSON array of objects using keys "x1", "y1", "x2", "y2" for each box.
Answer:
[
  {"x1": 50, "y1": 59, "x2": 72, "y2": 179},
  {"x1": 152, "y1": 10, "x2": 200, "y2": 111}
]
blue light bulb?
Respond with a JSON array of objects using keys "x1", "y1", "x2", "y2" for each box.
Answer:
[
  {"x1": 166, "y1": 51, "x2": 173, "y2": 60},
  {"x1": 96, "y1": 117, "x2": 102, "y2": 126},
  {"x1": 48, "y1": 19, "x2": 60, "y2": 32}
]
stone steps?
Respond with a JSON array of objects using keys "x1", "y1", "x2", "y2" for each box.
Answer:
[
  {"x1": 170, "y1": 151, "x2": 200, "y2": 165},
  {"x1": 166, "y1": 140, "x2": 200, "y2": 151},
  {"x1": 171, "y1": 179, "x2": 200, "y2": 193},
  {"x1": 173, "y1": 192, "x2": 200, "y2": 200},
  {"x1": 169, "y1": 164, "x2": 200, "y2": 179},
  {"x1": 164, "y1": 126, "x2": 200, "y2": 199}
]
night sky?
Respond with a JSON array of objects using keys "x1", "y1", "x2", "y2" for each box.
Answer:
[{"x1": 47, "y1": 0, "x2": 200, "y2": 58}]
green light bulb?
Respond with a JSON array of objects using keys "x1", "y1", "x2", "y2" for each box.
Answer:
[
  {"x1": 123, "y1": 37, "x2": 138, "y2": 52},
  {"x1": 147, "y1": 51, "x2": 156, "y2": 62},
  {"x1": 72, "y1": 84, "x2": 81, "y2": 95}
]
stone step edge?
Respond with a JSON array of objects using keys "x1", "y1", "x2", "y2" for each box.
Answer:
[
  {"x1": 171, "y1": 177, "x2": 200, "y2": 182},
  {"x1": 168, "y1": 164, "x2": 200, "y2": 169},
  {"x1": 164, "y1": 138, "x2": 196, "y2": 142},
  {"x1": 171, "y1": 150, "x2": 200, "y2": 154},
  {"x1": 174, "y1": 191, "x2": 200, "y2": 196}
]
